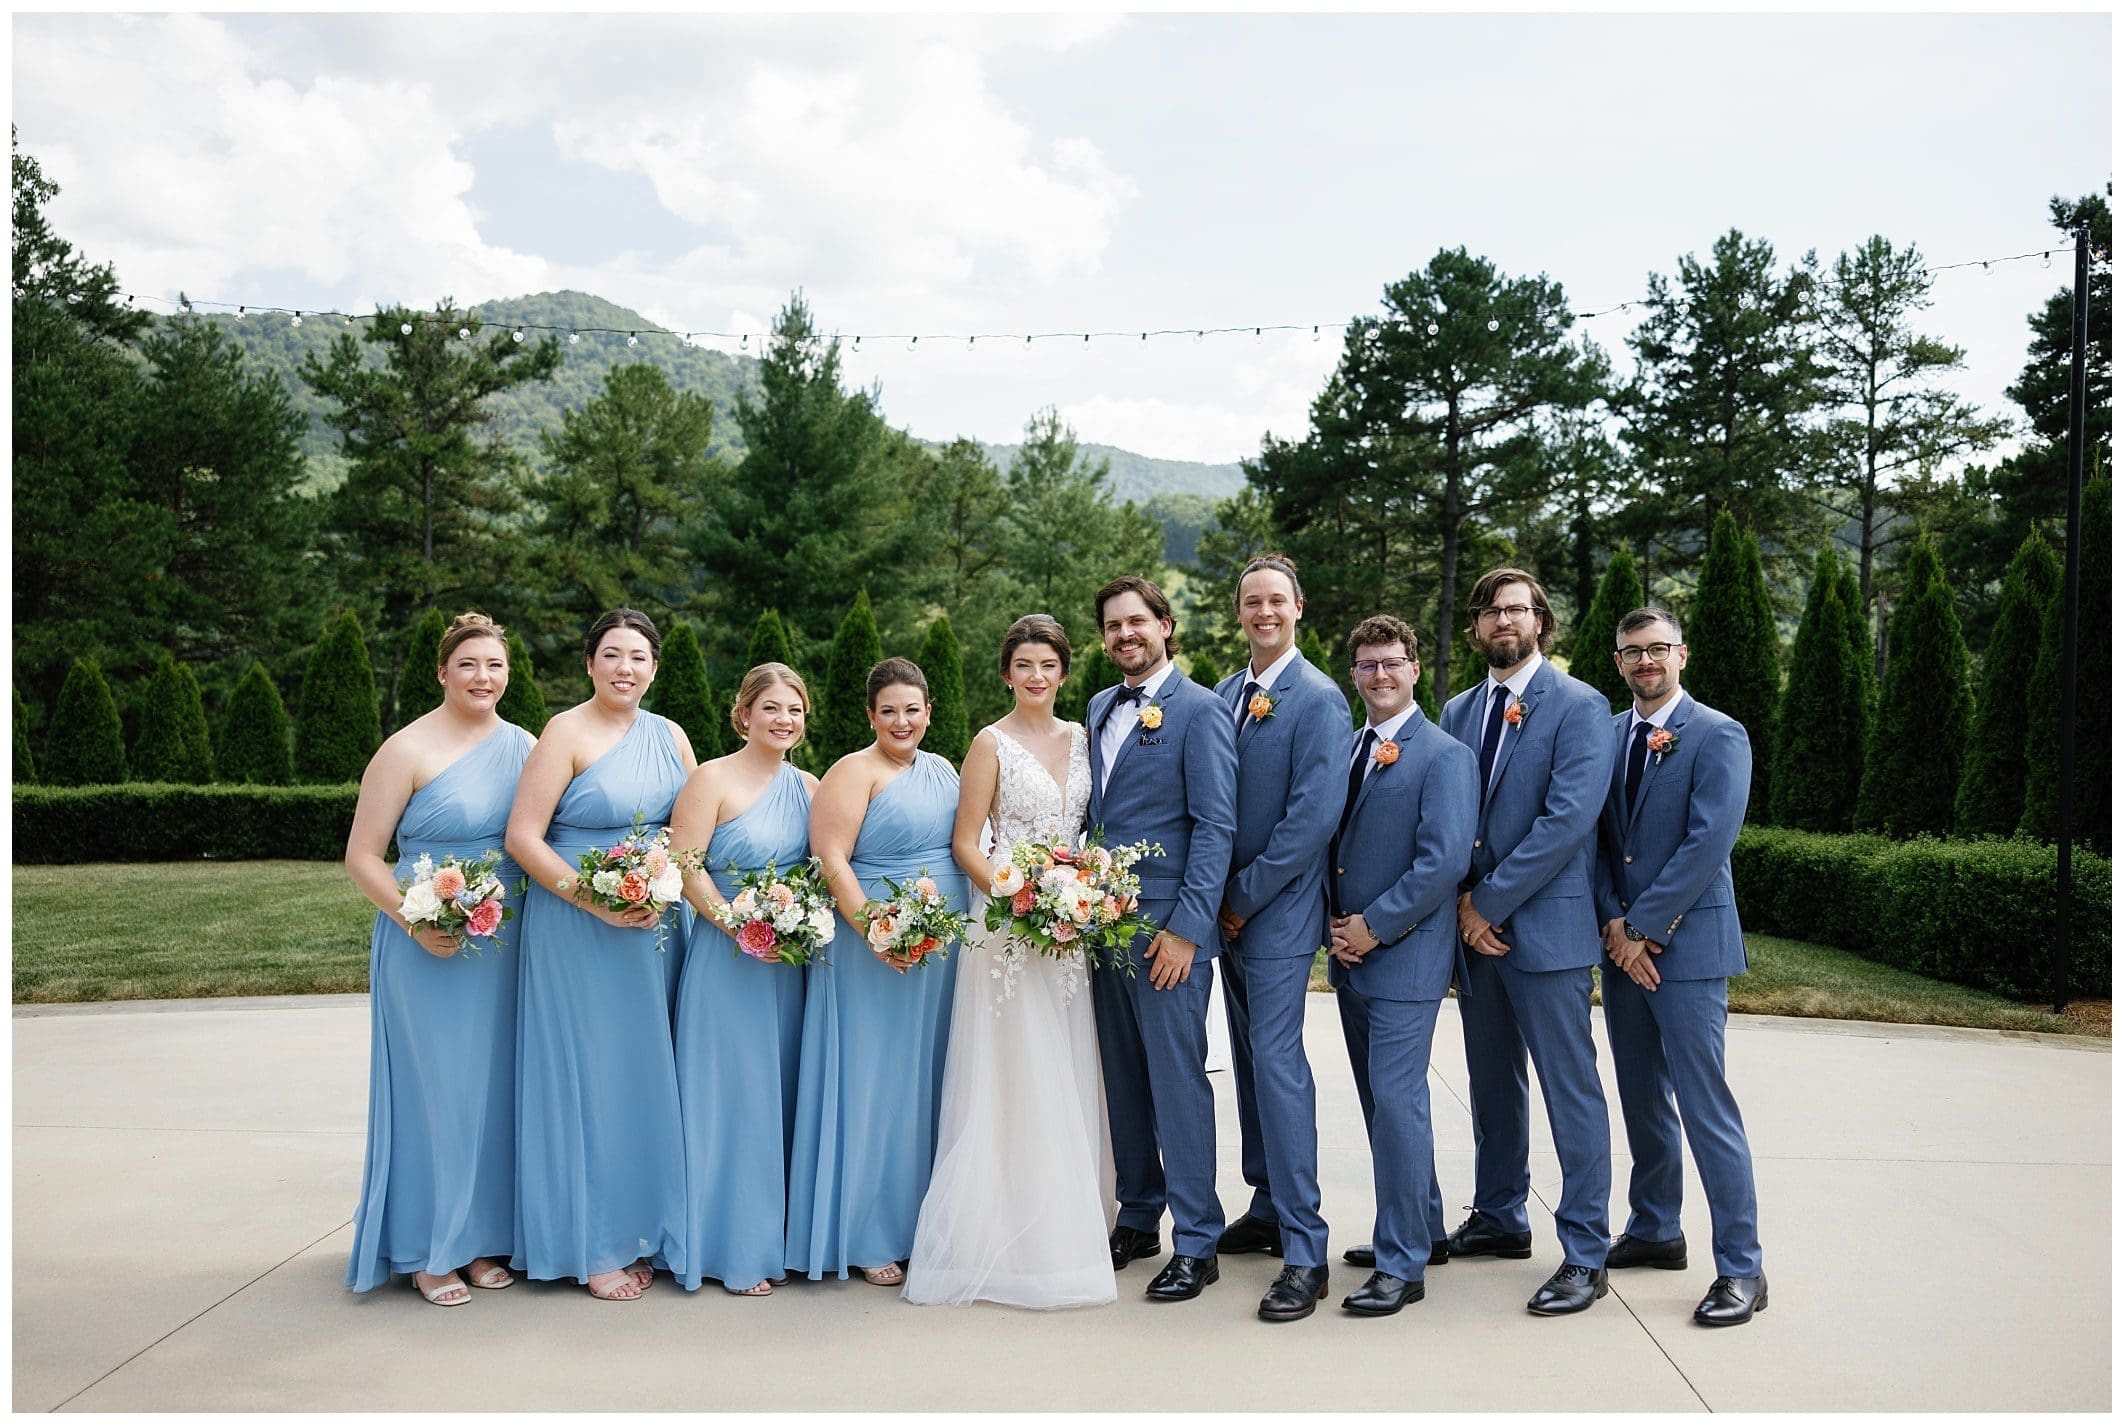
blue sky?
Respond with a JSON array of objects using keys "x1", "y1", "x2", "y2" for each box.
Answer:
[{"x1": 12, "y1": 11, "x2": 2111, "y2": 463}]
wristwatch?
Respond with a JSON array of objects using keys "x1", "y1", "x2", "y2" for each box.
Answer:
[{"x1": 1624, "y1": 922, "x2": 1648, "y2": 943}]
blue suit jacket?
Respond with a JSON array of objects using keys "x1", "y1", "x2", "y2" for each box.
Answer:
[
  {"x1": 1087, "y1": 669, "x2": 1239, "y2": 960},
  {"x1": 1593, "y1": 693, "x2": 1751, "y2": 981},
  {"x1": 1439, "y1": 658, "x2": 1609, "y2": 973},
  {"x1": 1215, "y1": 656, "x2": 1346, "y2": 961},
  {"x1": 1326, "y1": 708, "x2": 1479, "y2": 1003}
]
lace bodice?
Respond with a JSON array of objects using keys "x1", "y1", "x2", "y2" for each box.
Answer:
[{"x1": 986, "y1": 722, "x2": 1091, "y2": 853}]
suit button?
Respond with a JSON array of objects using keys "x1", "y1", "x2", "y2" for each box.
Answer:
[
  {"x1": 1624, "y1": 854, "x2": 1633, "y2": 864},
  {"x1": 1337, "y1": 867, "x2": 1346, "y2": 876},
  {"x1": 1473, "y1": 838, "x2": 1483, "y2": 849}
]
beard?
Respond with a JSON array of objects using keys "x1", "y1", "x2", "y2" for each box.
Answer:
[{"x1": 1481, "y1": 630, "x2": 1533, "y2": 669}]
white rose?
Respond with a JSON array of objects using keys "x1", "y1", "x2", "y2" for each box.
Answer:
[
  {"x1": 1042, "y1": 865, "x2": 1078, "y2": 894},
  {"x1": 400, "y1": 881, "x2": 442, "y2": 923},
  {"x1": 591, "y1": 868, "x2": 621, "y2": 896},
  {"x1": 990, "y1": 863, "x2": 1026, "y2": 896},
  {"x1": 731, "y1": 888, "x2": 759, "y2": 919},
  {"x1": 651, "y1": 868, "x2": 684, "y2": 905},
  {"x1": 867, "y1": 916, "x2": 899, "y2": 950},
  {"x1": 808, "y1": 908, "x2": 836, "y2": 944}
]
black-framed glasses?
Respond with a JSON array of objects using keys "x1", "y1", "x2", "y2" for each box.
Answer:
[
  {"x1": 1351, "y1": 658, "x2": 1413, "y2": 677},
  {"x1": 1616, "y1": 643, "x2": 1679, "y2": 665},
  {"x1": 1475, "y1": 604, "x2": 1534, "y2": 624}
]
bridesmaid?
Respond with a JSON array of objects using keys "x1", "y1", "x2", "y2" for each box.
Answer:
[
  {"x1": 505, "y1": 607, "x2": 697, "y2": 1301},
  {"x1": 344, "y1": 612, "x2": 534, "y2": 1306},
  {"x1": 668, "y1": 662, "x2": 818, "y2": 1297},
  {"x1": 786, "y1": 657, "x2": 970, "y2": 1285}
]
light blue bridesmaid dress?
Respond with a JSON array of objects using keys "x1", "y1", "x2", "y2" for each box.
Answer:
[
  {"x1": 512, "y1": 711, "x2": 690, "y2": 1284},
  {"x1": 674, "y1": 762, "x2": 810, "y2": 1292},
  {"x1": 347, "y1": 721, "x2": 534, "y2": 1292},
  {"x1": 784, "y1": 749, "x2": 969, "y2": 1279}
]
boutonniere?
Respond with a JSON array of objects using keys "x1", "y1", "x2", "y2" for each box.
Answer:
[
  {"x1": 1137, "y1": 702, "x2": 1164, "y2": 731},
  {"x1": 1647, "y1": 726, "x2": 1677, "y2": 764},
  {"x1": 1248, "y1": 691, "x2": 1277, "y2": 722},
  {"x1": 1372, "y1": 739, "x2": 1401, "y2": 767},
  {"x1": 1502, "y1": 694, "x2": 1528, "y2": 727}
]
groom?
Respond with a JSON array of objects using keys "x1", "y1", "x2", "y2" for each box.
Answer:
[{"x1": 1086, "y1": 574, "x2": 1239, "y2": 1302}]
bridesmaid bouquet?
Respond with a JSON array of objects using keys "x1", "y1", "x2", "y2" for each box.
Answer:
[
  {"x1": 575, "y1": 814, "x2": 687, "y2": 951},
  {"x1": 715, "y1": 859, "x2": 838, "y2": 967},
  {"x1": 984, "y1": 834, "x2": 1163, "y2": 974},
  {"x1": 398, "y1": 850, "x2": 513, "y2": 956},
  {"x1": 861, "y1": 870, "x2": 967, "y2": 971}
]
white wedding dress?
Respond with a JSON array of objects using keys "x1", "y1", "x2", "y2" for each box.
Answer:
[{"x1": 902, "y1": 723, "x2": 1117, "y2": 1309}]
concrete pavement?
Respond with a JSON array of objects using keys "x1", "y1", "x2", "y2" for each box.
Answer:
[{"x1": 12, "y1": 992, "x2": 2110, "y2": 1412}]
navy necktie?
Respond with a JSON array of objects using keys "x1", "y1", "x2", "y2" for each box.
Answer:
[
  {"x1": 1237, "y1": 680, "x2": 1263, "y2": 733},
  {"x1": 1625, "y1": 719, "x2": 1654, "y2": 809},
  {"x1": 1330, "y1": 727, "x2": 1378, "y2": 915},
  {"x1": 1477, "y1": 683, "x2": 1510, "y2": 795}
]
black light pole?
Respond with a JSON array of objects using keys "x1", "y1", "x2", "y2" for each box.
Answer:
[{"x1": 2054, "y1": 224, "x2": 2090, "y2": 1015}]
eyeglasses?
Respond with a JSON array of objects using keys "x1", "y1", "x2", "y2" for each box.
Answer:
[
  {"x1": 1474, "y1": 604, "x2": 1535, "y2": 625},
  {"x1": 1351, "y1": 658, "x2": 1413, "y2": 677},
  {"x1": 1616, "y1": 643, "x2": 1680, "y2": 665}
]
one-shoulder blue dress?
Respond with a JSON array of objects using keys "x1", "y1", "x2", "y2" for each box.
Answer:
[
  {"x1": 512, "y1": 712, "x2": 690, "y2": 1284},
  {"x1": 784, "y1": 750, "x2": 969, "y2": 1278},
  {"x1": 347, "y1": 721, "x2": 534, "y2": 1292},
  {"x1": 674, "y1": 762, "x2": 811, "y2": 1292}
]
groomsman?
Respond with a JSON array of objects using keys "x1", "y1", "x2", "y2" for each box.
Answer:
[
  {"x1": 1596, "y1": 605, "x2": 1767, "y2": 1327},
  {"x1": 1439, "y1": 567, "x2": 1613, "y2": 1316},
  {"x1": 1324, "y1": 616, "x2": 1477, "y2": 1317},
  {"x1": 1210, "y1": 554, "x2": 1346, "y2": 1322},
  {"x1": 1086, "y1": 575, "x2": 1239, "y2": 1302}
]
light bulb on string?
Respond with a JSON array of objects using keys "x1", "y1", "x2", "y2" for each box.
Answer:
[
  {"x1": 1311, "y1": 326, "x2": 1320, "y2": 342},
  {"x1": 739, "y1": 334, "x2": 748, "y2": 348},
  {"x1": 512, "y1": 330, "x2": 524, "y2": 343},
  {"x1": 400, "y1": 322, "x2": 413, "y2": 336},
  {"x1": 291, "y1": 312, "x2": 302, "y2": 326},
  {"x1": 2043, "y1": 252, "x2": 2053, "y2": 268},
  {"x1": 909, "y1": 336, "x2": 918, "y2": 350},
  {"x1": 568, "y1": 332, "x2": 579, "y2": 344},
  {"x1": 1486, "y1": 319, "x2": 1499, "y2": 332},
  {"x1": 627, "y1": 333, "x2": 638, "y2": 347},
  {"x1": 235, "y1": 305, "x2": 245, "y2": 319},
  {"x1": 968, "y1": 336, "x2": 976, "y2": 349},
  {"x1": 1194, "y1": 331, "x2": 1204, "y2": 344},
  {"x1": 458, "y1": 327, "x2": 471, "y2": 340}
]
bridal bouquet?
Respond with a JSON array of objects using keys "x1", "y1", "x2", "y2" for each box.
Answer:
[
  {"x1": 575, "y1": 814, "x2": 686, "y2": 951},
  {"x1": 861, "y1": 870, "x2": 966, "y2": 971},
  {"x1": 984, "y1": 833, "x2": 1163, "y2": 974},
  {"x1": 715, "y1": 858, "x2": 838, "y2": 967},
  {"x1": 398, "y1": 849, "x2": 514, "y2": 956}
]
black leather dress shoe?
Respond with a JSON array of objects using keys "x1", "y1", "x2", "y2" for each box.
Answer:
[
  {"x1": 1144, "y1": 1253, "x2": 1219, "y2": 1301},
  {"x1": 1257, "y1": 1264, "x2": 1330, "y2": 1321},
  {"x1": 1526, "y1": 1263, "x2": 1609, "y2": 1315},
  {"x1": 1109, "y1": 1226, "x2": 1160, "y2": 1271},
  {"x1": 1217, "y1": 1215, "x2": 1284, "y2": 1256},
  {"x1": 1606, "y1": 1232, "x2": 1688, "y2": 1271},
  {"x1": 1443, "y1": 1212, "x2": 1535, "y2": 1260},
  {"x1": 1693, "y1": 1274, "x2": 1768, "y2": 1327},
  {"x1": 1343, "y1": 1241, "x2": 1451, "y2": 1269},
  {"x1": 1341, "y1": 1271, "x2": 1425, "y2": 1316}
]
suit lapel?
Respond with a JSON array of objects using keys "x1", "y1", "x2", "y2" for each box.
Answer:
[
  {"x1": 1347, "y1": 711, "x2": 1417, "y2": 827},
  {"x1": 1627, "y1": 693, "x2": 1693, "y2": 826},
  {"x1": 1104, "y1": 669, "x2": 1164, "y2": 788},
  {"x1": 1087, "y1": 686, "x2": 1116, "y2": 820},
  {"x1": 1483, "y1": 663, "x2": 1546, "y2": 801},
  {"x1": 1609, "y1": 713, "x2": 1632, "y2": 828}
]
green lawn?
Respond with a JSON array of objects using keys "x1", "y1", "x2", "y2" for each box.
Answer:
[{"x1": 11, "y1": 862, "x2": 2109, "y2": 1039}]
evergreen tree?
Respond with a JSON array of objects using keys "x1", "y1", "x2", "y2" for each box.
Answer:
[
  {"x1": 649, "y1": 621, "x2": 719, "y2": 762},
  {"x1": 1688, "y1": 511, "x2": 1782, "y2": 818},
  {"x1": 1457, "y1": 640, "x2": 1490, "y2": 700},
  {"x1": 174, "y1": 656, "x2": 214, "y2": 780},
  {"x1": 1770, "y1": 551, "x2": 1862, "y2": 830},
  {"x1": 695, "y1": 680, "x2": 733, "y2": 760},
  {"x1": 1569, "y1": 547, "x2": 1641, "y2": 713},
  {"x1": 1187, "y1": 655, "x2": 1220, "y2": 688},
  {"x1": 1956, "y1": 531, "x2": 2060, "y2": 836},
  {"x1": 13, "y1": 685, "x2": 37, "y2": 783},
  {"x1": 1297, "y1": 626, "x2": 1334, "y2": 682},
  {"x1": 395, "y1": 607, "x2": 449, "y2": 729},
  {"x1": 1856, "y1": 539, "x2": 1972, "y2": 836},
  {"x1": 132, "y1": 652, "x2": 214, "y2": 783},
  {"x1": 495, "y1": 632, "x2": 550, "y2": 736},
  {"x1": 46, "y1": 658, "x2": 125, "y2": 785},
  {"x1": 295, "y1": 611, "x2": 381, "y2": 783},
  {"x1": 1835, "y1": 561, "x2": 1875, "y2": 815},
  {"x1": 218, "y1": 660, "x2": 294, "y2": 784},
  {"x1": 745, "y1": 608, "x2": 799, "y2": 678},
  {"x1": 1414, "y1": 661, "x2": 1440, "y2": 721},
  {"x1": 920, "y1": 616, "x2": 970, "y2": 765},
  {"x1": 2021, "y1": 478, "x2": 2112, "y2": 849},
  {"x1": 817, "y1": 590, "x2": 884, "y2": 764}
]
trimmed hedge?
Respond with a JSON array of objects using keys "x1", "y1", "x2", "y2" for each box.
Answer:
[
  {"x1": 14, "y1": 783, "x2": 361, "y2": 862},
  {"x1": 1731, "y1": 826, "x2": 2110, "y2": 1001}
]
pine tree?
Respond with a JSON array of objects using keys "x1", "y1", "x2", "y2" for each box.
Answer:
[
  {"x1": 395, "y1": 607, "x2": 448, "y2": 729},
  {"x1": 1570, "y1": 547, "x2": 1642, "y2": 713},
  {"x1": 13, "y1": 685, "x2": 37, "y2": 783},
  {"x1": 1186, "y1": 655, "x2": 1220, "y2": 688},
  {"x1": 1836, "y1": 562, "x2": 1874, "y2": 814},
  {"x1": 45, "y1": 659, "x2": 125, "y2": 784},
  {"x1": 818, "y1": 590, "x2": 883, "y2": 763},
  {"x1": 746, "y1": 608, "x2": 800, "y2": 678},
  {"x1": 1688, "y1": 511, "x2": 1782, "y2": 818},
  {"x1": 1957, "y1": 530, "x2": 2060, "y2": 836},
  {"x1": 1297, "y1": 627, "x2": 1333, "y2": 680},
  {"x1": 295, "y1": 611, "x2": 380, "y2": 782},
  {"x1": 132, "y1": 652, "x2": 214, "y2": 783},
  {"x1": 2021, "y1": 477, "x2": 2112, "y2": 849},
  {"x1": 650, "y1": 621, "x2": 719, "y2": 761},
  {"x1": 1771, "y1": 551, "x2": 1861, "y2": 830},
  {"x1": 495, "y1": 632, "x2": 550, "y2": 735},
  {"x1": 919, "y1": 616, "x2": 970, "y2": 766},
  {"x1": 1856, "y1": 538, "x2": 1972, "y2": 837},
  {"x1": 217, "y1": 660, "x2": 294, "y2": 784}
]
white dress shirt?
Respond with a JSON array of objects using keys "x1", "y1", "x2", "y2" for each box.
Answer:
[
  {"x1": 1097, "y1": 661, "x2": 1178, "y2": 795},
  {"x1": 1353, "y1": 702, "x2": 1421, "y2": 784},
  {"x1": 1236, "y1": 643, "x2": 1303, "y2": 732}
]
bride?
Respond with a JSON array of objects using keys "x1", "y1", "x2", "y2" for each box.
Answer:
[{"x1": 903, "y1": 614, "x2": 1116, "y2": 1309}]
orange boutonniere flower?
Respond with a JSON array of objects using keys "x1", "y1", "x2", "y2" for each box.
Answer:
[
  {"x1": 1137, "y1": 702, "x2": 1164, "y2": 731},
  {"x1": 1502, "y1": 694, "x2": 1527, "y2": 727},
  {"x1": 1647, "y1": 727, "x2": 1677, "y2": 764},
  {"x1": 1373, "y1": 739, "x2": 1401, "y2": 767},
  {"x1": 1248, "y1": 691, "x2": 1277, "y2": 722}
]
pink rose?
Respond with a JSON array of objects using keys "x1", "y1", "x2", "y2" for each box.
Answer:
[
  {"x1": 1011, "y1": 886, "x2": 1038, "y2": 916},
  {"x1": 736, "y1": 919, "x2": 780, "y2": 961},
  {"x1": 618, "y1": 871, "x2": 651, "y2": 904},
  {"x1": 432, "y1": 866, "x2": 467, "y2": 900},
  {"x1": 465, "y1": 898, "x2": 503, "y2": 938}
]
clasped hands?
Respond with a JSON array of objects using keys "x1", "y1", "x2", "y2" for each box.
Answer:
[
  {"x1": 1326, "y1": 912, "x2": 1380, "y2": 967},
  {"x1": 1457, "y1": 892, "x2": 1510, "y2": 957},
  {"x1": 1602, "y1": 916, "x2": 1662, "y2": 990}
]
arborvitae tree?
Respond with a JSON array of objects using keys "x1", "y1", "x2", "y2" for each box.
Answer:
[
  {"x1": 696, "y1": 680, "x2": 734, "y2": 760},
  {"x1": 1570, "y1": 547, "x2": 1642, "y2": 713},
  {"x1": 46, "y1": 659, "x2": 126, "y2": 785},
  {"x1": 1187, "y1": 655, "x2": 1220, "y2": 688},
  {"x1": 1835, "y1": 562, "x2": 1874, "y2": 814},
  {"x1": 2022, "y1": 477, "x2": 2112, "y2": 849},
  {"x1": 1057, "y1": 624, "x2": 1119, "y2": 726},
  {"x1": 495, "y1": 631, "x2": 550, "y2": 735},
  {"x1": 218, "y1": 660, "x2": 294, "y2": 784},
  {"x1": 818, "y1": 590, "x2": 883, "y2": 764},
  {"x1": 919, "y1": 616, "x2": 970, "y2": 765},
  {"x1": 1856, "y1": 538, "x2": 1972, "y2": 837},
  {"x1": 1414, "y1": 663, "x2": 1441, "y2": 721},
  {"x1": 395, "y1": 607, "x2": 448, "y2": 729},
  {"x1": 132, "y1": 652, "x2": 214, "y2": 783},
  {"x1": 173, "y1": 656, "x2": 213, "y2": 780},
  {"x1": 1957, "y1": 531, "x2": 2060, "y2": 836},
  {"x1": 1771, "y1": 551, "x2": 1862, "y2": 831},
  {"x1": 649, "y1": 621, "x2": 719, "y2": 761},
  {"x1": 13, "y1": 685, "x2": 37, "y2": 783},
  {"x1": 1457, "y1": 640, "x2": 1489, "y2": 700},
  {"x1": 1688, "y1": 511, "x2": 1782, "y2": 818},
  {"x1": 746, "y1": 608, "x2": 799, "y2": 680},
  {"x1": 295, "y1": 611, "x2": 381, "y2": 782}
]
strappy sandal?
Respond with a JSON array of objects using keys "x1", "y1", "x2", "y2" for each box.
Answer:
[
  {"x1": 587, "y1": 1269, "x2": 643, "y2": 1301},
  {"x1": 858, "y1": 1262, "x2": 905, "y2": 1286},
  {"x1": 723, "y1": 1279, "x2": 774, "y2": 1297},
  {"x1": 415, "y1": 1271, "x2": 470, "y2": 1307},
  {"x1": 627, "y1": 1259, "x2": 657, "y2": 1291},
  {"x1": 466, "y1": 1260, "x2": 515, "y2": 1290}
]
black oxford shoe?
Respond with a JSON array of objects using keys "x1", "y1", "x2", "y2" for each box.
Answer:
[
  {"x1": 1341, "y1": 1271, "x2": 1425, "y2": 1317},
  {"x1": 1606, "y1": 1232, "x2": 1688, "y2": 1271},
  {"x1": 1693, "y1": 1274, "x2": 1768, "y2": 1327},
  {"x1": 1257, "y1": 1264, "x2": 1330, "y2": 1322},
  {"x1": 1216, "y1": 1215, "x2": 1284, "y2": 1257},
  {"x1": 1443, "y1": 1211, "x2": 1535, "y2": 1260},
  {"x1": 1109, "y1": 1226, "x2": 1160, "y2": 1271},
  {"x1": 1144, "y1": 1253, "x2": 1219, "y2": 1301},
  {"x1": 1527, "y1": 1263, "x2": 1609, "y2": 1315},
  {"x1": 1343, "y1": 1241, "x2": 1451, "y2": 1269}
]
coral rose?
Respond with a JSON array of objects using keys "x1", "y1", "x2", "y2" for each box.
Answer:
[
  {"x1": 465, "y1": 898, "x2": 503, "y2": 938},
  {"x1": 736, "y1": 919, "x2": 780, "y2": 961},
  {"x1": 1373, "y1": 739, "x2": 1401, "y2": 767},
  {"x1": 1011, "y1": 885, "x2": 1038, "y2": 916},
  {"x1": 910, "y1": 936, "x2": 940, "y2": 960},
  {"x1": 618, "y1": 871, "x2": 651, "y2": 904}
]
